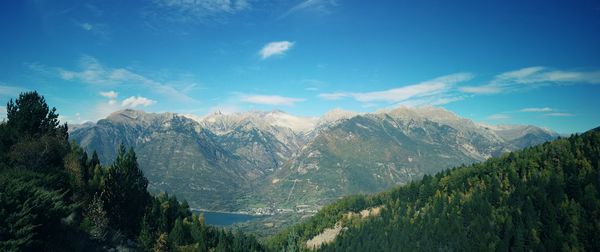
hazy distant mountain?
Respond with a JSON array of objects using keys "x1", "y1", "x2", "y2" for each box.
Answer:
[
  {"x1": 70, "y1": 107, "x2": 558, "y2": 211},
  {"x1": 483, "y1": 124, "x2": 560, "y2": 149}
]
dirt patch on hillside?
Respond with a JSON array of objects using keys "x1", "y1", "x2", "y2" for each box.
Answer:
[
  {"x1": 305, "y1": 222, "x2": 343, "y2": 250},
  {"x1": 305, "y1": 205, "x2": 384, "y2": 250}
]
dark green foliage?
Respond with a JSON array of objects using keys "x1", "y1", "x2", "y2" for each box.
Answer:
[
  {"x1": 0, "y1": 169, "x2": 73, "y2": 250},
  {"x1": 0, "y1": 91, "x2": 265, "y2": 251},
  {"x1": 269, "y1": 128, "x2": 600, "y2": 251},
  {"x1": 6, "y1": 91, "x2": 65, "y2": 138},
  {"x1": 1, "y1": 91, "x2": 69, "y2": 173},
  {"x1": 100, "y1": 144, "x2": 151, "y2": 237},
  {"x1": 0, "y1": 92, "x2": 89, "y2": 251},
  {"x1": 169, "y1": 218, "x2": 188, "y2": 246}
]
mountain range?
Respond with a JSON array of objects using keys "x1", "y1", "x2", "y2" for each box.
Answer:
[
  {"x1": 266, "y1": 126, "x2": 600, "y2": 251},
  {"x1": 69, "y1": 107, "x2": 558, "y2": 211}
]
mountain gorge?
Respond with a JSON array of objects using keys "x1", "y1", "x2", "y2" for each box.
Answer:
[{"x1": 70, "y1": 107, "x2": 559, "y2": 212}]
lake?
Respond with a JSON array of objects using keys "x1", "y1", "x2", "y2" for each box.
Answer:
[{"x1": 193, "y1": 210, "x2": 262, "y2": 226}]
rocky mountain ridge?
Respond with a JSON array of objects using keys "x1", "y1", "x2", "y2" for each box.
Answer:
[{"x1": 70, "y1": 107, "x2": 559, "y2": 211}]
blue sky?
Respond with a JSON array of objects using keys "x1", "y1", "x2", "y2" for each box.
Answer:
[{"x1": 1, "y1": 0, "x2": 599, "y2": 133}]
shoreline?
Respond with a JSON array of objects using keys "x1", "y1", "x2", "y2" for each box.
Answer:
[{"x1": 190, "y1": 208, "x2": 266, "y2": 217}]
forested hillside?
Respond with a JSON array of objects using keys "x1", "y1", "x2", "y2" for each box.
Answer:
[
  {"x1": 0, "y1": 92, "x2": 263, "y2": 251},
  {"x1": 268, "y1": 126, "x2": 600, "y2": 251}
]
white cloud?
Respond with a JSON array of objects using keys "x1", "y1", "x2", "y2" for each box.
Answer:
[
  {"x1": 79, "y1": 22, "x2": 93, "y2": 31},
  {"x1": 88, "y1": 90, "x2": 157, "y2": 122},
  {"x1": 99, "y1": 90, "x2": 118, "y2": 99},
  {"x1": 460, "y1": 66, "x2": 600, "y2": 94},
  {"x1": 458, "y1": 85, "x2": 501, "y2": 94},
  {"x1": 501, "y1": 67, "x2": 600, "y2": 84},
  {"x1": 545, "y1": 112, "x2": 575, "y2": 117},
  {"x1": 318, "y1": 92, "x2": 347, "y2": 100},
  {"x1": 389, "y1": 95, "x2": 466, "y2": 108},
  {"x1": 122, "y1": 96, "x2": 156, "y2": 108},
  {"x1": 260, "y1": 41, "x2": 294, "y2": 59},
  {"x1": 240, "y1": 94, "x2": 305, "y2": 106},
  {"x1": 520, "y1": 107, "x2": 553, "y2": 112},
  {"x1": 351, "y1": 81, "x2": 447, "y2": 103},
  {"x1": 57, "y1": 56, "x2": 195, "y2": 102},
  {"x1": 496, "y1": 66, "x2": 545, "y2": 81},
  {"x1": 89, "y1": 92, "x2": 157, "y2": 120},
  {"x1": 319, "y1": 73, "x2": 472, "y2": 105}
]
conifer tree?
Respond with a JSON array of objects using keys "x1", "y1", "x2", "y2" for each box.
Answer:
[
  {"x1": 100, "y1": 144, "x2": 150, "y2": 237},
  {"x1": 169, "y1": 217, "x2": 188, "y2": 246}
]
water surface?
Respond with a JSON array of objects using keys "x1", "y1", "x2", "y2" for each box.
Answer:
[{"x1": 194, "y1": 210, "x2": 261, "y2": 226}]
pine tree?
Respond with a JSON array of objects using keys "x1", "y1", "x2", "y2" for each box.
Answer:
[
  {"x1": 100, "y1": 144, "x2": 150, "y2": 237},
  {"x1": 2, "y1": 91, "x2": 68, "y2": 172},
  {"x1": 190, "y1": 215, "x2": 208, "y2": 252},
  {"x1": 89, "y1": 150, "x2": 100, "y2": 174},
  {"x1": 169, "y1": 217, "x2": 188, "y2": 246},
  {"x1": 5, "y1": 91, "x2": 66, "y2": 138}
]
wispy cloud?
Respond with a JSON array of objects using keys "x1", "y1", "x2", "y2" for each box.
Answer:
[
  {"x1": 319, "y1": 73, "x2": 472, "y2": 106},
  {"x1": 519, "y1": 107, "x2": 553, "y2": 112},
  {"x1": 458, "y1": 85, "x2": 501, "y2": 94},
  {"x1": 545, "y1": 112, "x2": 575, "y2": 117},
  {"x1": 460, "y1": 66, "x2": 600, "y2": 94},
  {"x1": 144, "y1": 0, "x2": 251, "y2": 26},
  {"x1": 56, "y1": 56, "x2": 196, "y2": 102},
  {"x1": 260, "y1": 41, "x2": 294, "y2": 59},
  {"x1": 240, "y1": 94, "x2": 305, "y2": 106},
  {"x1": 280, "y1": 0, "x2": 338, "y2": 19},
  {"x1": 156, "y1": 0, "x2": 250, "y2": 14},
  {"x1": 398, "y1": 95, "x2": 465, "y2": 108},
  {"x1": 75, "y1": 21, "x2": 110, "y2": 40},
  {"x1": 318, "y1": 92, "x2": 347, "y2": 100}
]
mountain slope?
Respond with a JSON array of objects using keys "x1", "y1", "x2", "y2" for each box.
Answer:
[
  {"x1": 264, "y1": 107, "x2": 555, "y2": 208},
  {"x1": 195, "y1": 110, "x2": 315, "y2": 173},
  {"x1": 268, "y1": 127, "x2": 600, "y2": 251},
  {"x1": 70, "y1": 109, "x2": 255, "y2": 210}
]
